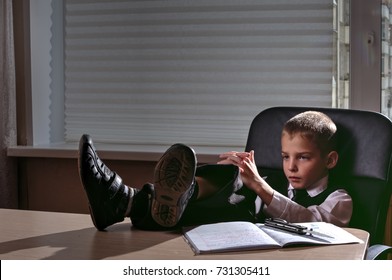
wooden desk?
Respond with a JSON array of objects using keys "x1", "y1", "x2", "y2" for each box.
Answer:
[{"x1": 0, "y1": 208, "x2": 369, "y2": 260}]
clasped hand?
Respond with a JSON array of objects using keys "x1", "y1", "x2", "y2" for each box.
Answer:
[{"x1": 218, "y1": 150, "x2": 264, "y2": 191}]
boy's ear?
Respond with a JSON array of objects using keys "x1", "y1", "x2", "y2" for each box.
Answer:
[{"x1": 326, "y1": 151, "x2": 338, "y2": 169}]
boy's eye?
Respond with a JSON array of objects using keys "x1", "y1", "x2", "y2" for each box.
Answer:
[
  {"x1": 281, "y1": 155, "x2": 289, "y2": 160},
  {"x1": 299, "y1": 155, "x2": 310, "y2": 160}
]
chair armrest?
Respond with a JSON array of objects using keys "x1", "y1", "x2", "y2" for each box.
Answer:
[{"x1": 366, "y1": 244, "x2": 392, "y2": 260}]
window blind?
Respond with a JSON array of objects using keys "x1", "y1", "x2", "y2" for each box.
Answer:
[{"x1": 64, "y1": 0, "x2": 334, "y2": 148}]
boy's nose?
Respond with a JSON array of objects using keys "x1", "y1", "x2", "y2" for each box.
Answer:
[{"x1": 288, "y1": 160, "x2": 298, "y2": 172}]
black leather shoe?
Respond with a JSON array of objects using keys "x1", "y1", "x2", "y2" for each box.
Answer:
[
  {"x1": 151, "y1": 143, "x2": 197, "y2": 227},
  {"x1": 78, "y1": 134, "x2": 131, "y2": 230}
]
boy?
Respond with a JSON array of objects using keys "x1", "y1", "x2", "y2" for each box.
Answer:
[{"x1": 79, "y1": 111, "x2": 352, "y2": 231}]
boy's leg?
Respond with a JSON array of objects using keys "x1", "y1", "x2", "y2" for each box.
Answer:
[
  {"x1": 179, "y1": 164, "x2": 257, "y2": 226},
  {"x1": 78, "y1": 134, "x2": 197, "y2": 230}
]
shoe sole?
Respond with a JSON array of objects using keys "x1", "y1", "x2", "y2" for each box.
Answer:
[{"x1": 151, "y1": 144, "x2": 196, "y2": 227}]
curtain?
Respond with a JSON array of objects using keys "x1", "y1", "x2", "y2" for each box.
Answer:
[
  {"x1": 0, "y1": 0, "x2": 18, "y2": 208},
  {"x1": 63, "y1": 0, "x2": 334, "y2": 149}
]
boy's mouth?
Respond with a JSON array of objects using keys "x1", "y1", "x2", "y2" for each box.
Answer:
[{"x1": 289, "y1": 176, "x2": 301, "y2": 183}]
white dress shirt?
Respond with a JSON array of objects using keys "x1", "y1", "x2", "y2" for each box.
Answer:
[{"x1": 260, "y1": 175, "x2": 353, "y2": 227}]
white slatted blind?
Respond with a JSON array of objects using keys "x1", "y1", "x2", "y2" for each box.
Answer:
[{"x1": 64, "y1": 0, "x2": 333, "y2": 148}]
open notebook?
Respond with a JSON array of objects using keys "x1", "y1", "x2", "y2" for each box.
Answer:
[{"x1": 183, "y1": 221, "x2": 363, "y2": 255}]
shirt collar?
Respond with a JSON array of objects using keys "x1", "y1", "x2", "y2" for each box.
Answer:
[{"x1": 288, "y1": 175, "x2": 328, "y2": 197}]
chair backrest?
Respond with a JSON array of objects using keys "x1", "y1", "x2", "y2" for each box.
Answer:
[{"x1": 245, "y1": 106, "x2": 392, "y2": 245}]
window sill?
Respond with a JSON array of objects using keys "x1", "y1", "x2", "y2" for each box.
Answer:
[{"x1": 7, "y1": 142, "x2": 243, "y2": 163}]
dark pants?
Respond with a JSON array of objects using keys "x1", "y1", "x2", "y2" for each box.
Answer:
[
  {"x1": 180, "y1": 164, "x2": 257, "y2": 226},
  {"x1": 131, "y1": 164, "x2": 258, "y2": 230}
]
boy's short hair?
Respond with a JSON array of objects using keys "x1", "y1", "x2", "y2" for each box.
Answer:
[{"x1": 282, "y1": 111, "x2": 337, "y2": 155}]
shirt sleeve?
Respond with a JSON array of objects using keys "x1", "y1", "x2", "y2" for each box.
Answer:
[{"x1": 263, "y1": 189, "x2": 353, "y2": 227}]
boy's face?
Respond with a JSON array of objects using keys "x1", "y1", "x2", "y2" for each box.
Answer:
[{"x1": 281, "y1": 132, "x2": 337, "y2": 190}]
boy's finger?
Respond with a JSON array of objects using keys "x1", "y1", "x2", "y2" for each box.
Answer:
[
  {"x1": 235, "y1": 152, "x2": 250, "y2": 158},
  {"x1": 219, "y1": 151, "x2": 238, "y2": 158},
  {"x1": 249, "y1": 150, "x2": 255, "y2": 161}
]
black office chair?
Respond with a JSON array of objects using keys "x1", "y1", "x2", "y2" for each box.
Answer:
[{"x1": 245, "y1": 106, "x2": 392, "y2": 259}]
